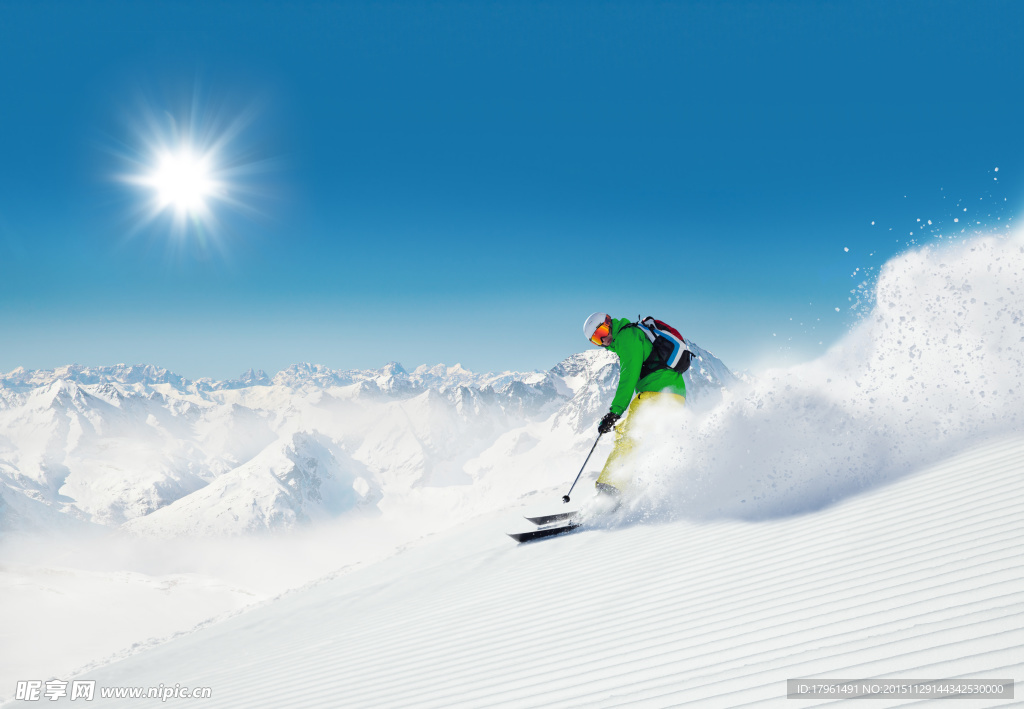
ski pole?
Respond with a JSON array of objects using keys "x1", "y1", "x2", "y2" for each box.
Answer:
[{"x1": 562, "y1": 432, "x2": 603, "y2": 503}]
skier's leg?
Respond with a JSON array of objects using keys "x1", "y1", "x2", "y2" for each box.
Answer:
[
  {"x1": 595, "y1": 391, "x2": 685, "y2": 494},
  {"x1": 595, "y1": 395, "x2": 646, "y2": 493}
]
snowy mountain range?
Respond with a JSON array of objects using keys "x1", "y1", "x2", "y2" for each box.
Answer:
[{"x1": 0, "y1": 345, "x2": 738, "y2": 537}]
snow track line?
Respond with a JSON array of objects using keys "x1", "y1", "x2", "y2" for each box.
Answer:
[
  {"x1": 299, "y1": 540, "x2": 1024, "y2": 704},
  {"x1": 340, "y1": 455, "x2": 1021, "y2": 646},
  {"x1": 265, "y1": 496, "x2": 1021, "y2": 684},
  {"x1": 342, "y1": 450, "x2": 1015, "y2": 704},
  {"x1": 192, "y1": 532, "x2": 1024, "y2": 709},
  {"x1": 720, "y1": 635, "x2": 1024, "y2": 704},
  {"x1": 321, "y1": 480, "x2": 1020, "y2": 659},
  {"x1": 218, "y1": 520, "x2": 1024, "y2": 704},
  {"x1": 721, "y1": 653, "x2": 1024, "y2": 709},
  {"x1": 330, "y1": 544, "x2": 1023, "y2": 707},
  {"x1": 371, "y1": 608, "x2": 1024, "y2": 709},
  {"x1": 358, "y1": 574, "x2": 1024, "y2": 708},
  {"x1": 176, "y1": 493, "x2": 1024, "y2": 709},
  {"x1": 56, "y1": 437, "x2": 1024, "y2": 709},
  {"x1": 555, "y1": 625, "x2": 1024, "y2": 709},
  {"x1": 380, "y1": 569, "x2": 1024, "y2": 700}
]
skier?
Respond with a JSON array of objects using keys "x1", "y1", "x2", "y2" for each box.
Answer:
[{"x1": 583, "y1": 312, "x2": 687, "y2": 497}]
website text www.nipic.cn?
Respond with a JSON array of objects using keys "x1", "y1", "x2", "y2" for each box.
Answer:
[{"x1": 15, "y1": 680, "x2": 212, "y2": 702}]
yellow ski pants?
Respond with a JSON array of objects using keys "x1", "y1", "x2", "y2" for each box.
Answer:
[{"x1": 596, "y1": 390, "x2": 686, "y2": 493}]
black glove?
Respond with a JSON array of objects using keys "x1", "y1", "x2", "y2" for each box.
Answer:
[{"x1": 598, "y1": 411, "x2": 620, "y2": 434}]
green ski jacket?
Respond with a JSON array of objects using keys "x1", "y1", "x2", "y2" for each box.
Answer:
[{"x1": 605, "y1": 317, "x2": 687, "y2": 415}]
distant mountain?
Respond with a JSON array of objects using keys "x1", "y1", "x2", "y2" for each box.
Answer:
[
  {"x1": 0, "y1": 363, "x2": 190, "y2": 391},
  {"x1": 0, "y1": 345, "x2": 738, "y2": 536},
  {"x1": 684, "y1": 341, "x2": 741, "y2": 393},
  {"x1": 123, "y1": 432, "x2": 378, "y2": 537}
]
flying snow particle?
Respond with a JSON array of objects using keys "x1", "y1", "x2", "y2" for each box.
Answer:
[{"x1": 844, "y1": 247, "x2": 849, "y2": 252}]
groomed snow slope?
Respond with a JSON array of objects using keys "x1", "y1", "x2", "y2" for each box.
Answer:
[{"x1": 48, "y1": 433, "x2": 1023, "y2": 708}]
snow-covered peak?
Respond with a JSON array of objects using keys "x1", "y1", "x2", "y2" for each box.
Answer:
[
  {"x1": 374, "y1": 361, "x2": 412, "y2": 394},
  {"x1": 239, "y1": 368, "x2": 271, "y2": 386},
  {"x1": 1, "y1": 363, "x2": 191, "y2": 392},
  {"x1": 270, "y1": 362, "x2": 349, "y2": 389},
  {"x1": 406, "y1": 362, "x2": 545, "y2": 392},
  {"x1": 550, "y1": 350, "x2": 618, "y2": 392},
  {"x1": 123, "y1": 431, "x2": 376, "y2": 537},
  {"x1": 30, "y1": 379, "x2": 91, "y2": 412},
  {"x1": 378, "y1": 361, "x2": 407, "y2": 376},
  {"x1": 683, "y1": 342, "x2": 741, "y2": 401}
]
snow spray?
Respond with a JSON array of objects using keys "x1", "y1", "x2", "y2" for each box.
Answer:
[{"x1": 629, "y1": 231, "x2": 1024, "y2": 521}]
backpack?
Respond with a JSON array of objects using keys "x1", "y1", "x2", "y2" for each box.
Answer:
[{"x1": 631, "y1": 316, "x2": 694, "y2": 378}]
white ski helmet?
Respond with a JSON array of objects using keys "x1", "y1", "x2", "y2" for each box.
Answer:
[{"x1": 583, "y1": 312, "x2": 610, "y2": 342}]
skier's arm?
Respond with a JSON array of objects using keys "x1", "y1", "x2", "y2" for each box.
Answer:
[{"x1": 610, "y1": 329, "x2": 645, "y2": 415}]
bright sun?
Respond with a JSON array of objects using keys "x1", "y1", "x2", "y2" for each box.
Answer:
[
  {"x1": 147, "y1": 148, "x2": 218, "y2": 216},
  {"x1": 118, "y1": 96, "x2": 266, "y2": 251}
]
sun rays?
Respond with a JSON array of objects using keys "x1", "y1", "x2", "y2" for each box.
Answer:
[{"x1": 115, "y1": 89, "x2": 271, "y2": 261}]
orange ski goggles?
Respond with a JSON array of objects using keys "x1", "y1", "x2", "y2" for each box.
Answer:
[{"x1": 590, "y1": 321, "x2": 611, "y2": 345}]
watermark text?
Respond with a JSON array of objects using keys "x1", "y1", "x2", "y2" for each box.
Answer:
[
  {"x1": 14, "y1": 680, "x2": 212, "y2": 702},
  {"x1": 788, "y1": 678, "x2": 1013, "y2": 699}
]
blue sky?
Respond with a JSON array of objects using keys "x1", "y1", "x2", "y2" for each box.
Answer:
[{"x1": 1, "y1": 0, "x2": 1021, "y2": 380}]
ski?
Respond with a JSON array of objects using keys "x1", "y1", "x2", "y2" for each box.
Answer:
[
  {"x1": 524, "y1": 511, "x2": 579, "y2": 525},
  {"x1": 508, "y1": 521, "x2": 582, "y2": 543}
]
